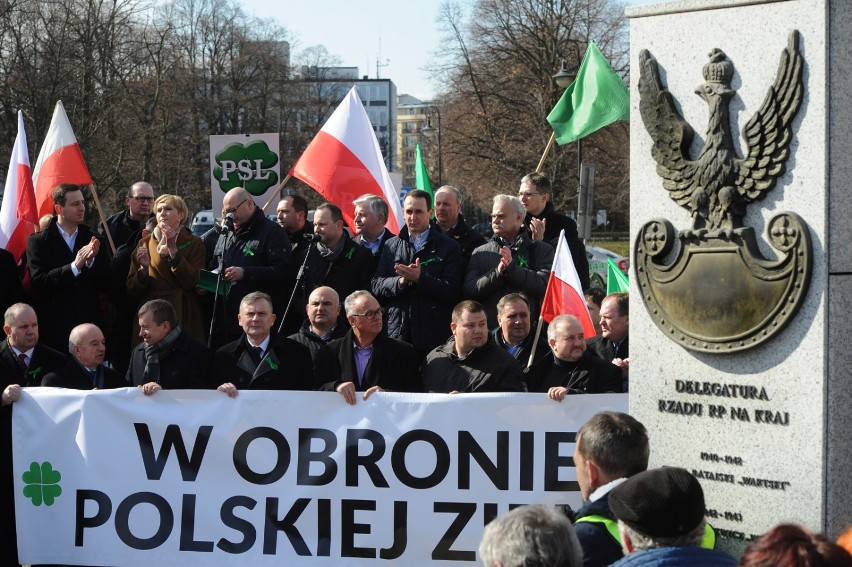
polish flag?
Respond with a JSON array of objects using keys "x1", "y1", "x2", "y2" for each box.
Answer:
[
  {"x1": 290, "y1": 87, "x2": 402, "y2": 233},
  {"x1": 32, "y1": 101, "x2": 92, "y2": 218},
  {"x1": 0, "y1": 111, "x2": 38, "y2": 263},
  {"x1": 540, "y1": 229, "x2": 596, "y2": 336}
]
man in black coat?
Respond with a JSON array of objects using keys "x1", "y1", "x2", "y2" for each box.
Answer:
[
  {"x1": 42, "y1": 323, "x2": 125, "y2": 389},
  {"x1": 276, "y1": 193, "x2": 314, "y2": 258},
  {"x1": 209, "y1": 188, "x2": 293, "y2": 347},
  {"x1": 372, "y1": 190, "x2": 463, "y2": 357},
  {"x1": 353, "y1": 193, "x2": 395, "y2": 277},
  {"x1": 530, "y1": 315, "x2": 622, "y2": 397},
  {"x1": 0, "y1": 249, "x2": 24, "y2": 317},
  {"x1": 288, "y1": 286, "x2": 347, "y2": 360},
  {"x1": 587, "y1": 292, "x2": 629, "y2": 392},
  {"x1": 127, "y1": 299, "x2": 211, "y2": 393},
  {"x1": 314, "y1": 291, "x2": 421, "y2": 404},
  {"x1": 215, "y1": 292, "x2": 313, "y2": 394},
  {"x1": 520, "y1": 172, "x2": 590, "y2": 290},
  {"x1": 433, "y1": 185, "x2": 486, "y2": 266},
  {"x1": 26, "y1": 184, "x2": 110, "y2": 352}
]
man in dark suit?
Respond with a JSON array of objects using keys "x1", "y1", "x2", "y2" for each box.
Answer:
[
  {"x1": 26, "y1": 183, "x2": 110, "y2": 352},
  {"x1": 353, "y1": 193, "x2": 395, "y2": 277},
  {"x1": 314, "y1": 290, "x2": 421, "y2": 404},
  {"x1": 1, "y1": 302, "x2": 66, "y2": 388},
  {"x1": 42, "y1": 323, "x2": 125, "y2": 389},
  {"x1": 215, "y1": 292, "x2": 313, "y2": 395},
  {"x1": 0, "y1": 249, "x2": 24, "y2": 317},
  {"x1": 127, "y1": 299, "x2": 211, "y2": 394},
  {"x1": 587, "y1": 292, "x2": 629, "y2": 391}
]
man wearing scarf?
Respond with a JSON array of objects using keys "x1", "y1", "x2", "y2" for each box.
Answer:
[
  {"x1": 42, "y1": 323, "x2": 125, "y2": 389},
  {"x1": 127, "y1": 299, "x2": 211, "y2": 394}
]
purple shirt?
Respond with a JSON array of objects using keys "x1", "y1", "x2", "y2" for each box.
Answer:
[{"x1": 353, "y1": 342, "x2": 373, "y2": 387}]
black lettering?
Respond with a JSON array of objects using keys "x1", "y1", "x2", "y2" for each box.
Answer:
[
  {"x1": 297, "y1": 428, "x2": 338, "y2": 486},
  {"x1": 341, "y1": 499, "x2": 376, "y2": 558},
  {"x1": 179, "y1": 494, "x2": 214, "y2": 552},
  {"x1": 432, "y1": 502, "x2": 476, "y2": 561},
  {"x1": 391, "y1": 429, "x2": 450, "y2": 489},
  {"x1": 133, "y1": 423, "x2": 212, "y2": 481},
  {"x1": 544, "y1": 432, "x2": 578, "y2": 491},
  {"x1": 379, "y1": 501, "x2": 408, "y2": 560},
  {"x1": 345, "y1": 429, "x2": 388, "y2": 488},
  {"x1": 75, "y1": 489, "x2": 112, "y2": 546},
  {"x1": 233, "y1": 427, "x2": 291, "y2": 485},
  {"x1": 317, "y1": 498, "x2": 331, "y2": 557},
  {"x1": 483, "y1": 503, "x2": 498, "y2": 526},
  {"x1": 458, "y1": 431, "x2": 508, "y2": 490},
  {"x1": 217, "y1": 496, "x2": 257, "y2": 554},
  {"x1": 263, "y1": 497, "x2": 310, "y2": 556},
  {"x1": 519, "y1": 432, "x2": 534, "y2": 491},
  {"x1": 115, "y1": 492, "x2": 173, "y2": 550}
]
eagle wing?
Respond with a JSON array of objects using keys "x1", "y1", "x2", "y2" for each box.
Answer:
[
  {"x1": 735, "y1": 31, "x2": 804, "y2": 202},
  {"x1": 638, "y1": 49, "x2": 697, "y2": 207}
]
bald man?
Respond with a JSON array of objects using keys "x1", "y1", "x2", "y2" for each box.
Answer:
[{"x1": 42, "y1": 324, "x2": 126, "y2": 389}]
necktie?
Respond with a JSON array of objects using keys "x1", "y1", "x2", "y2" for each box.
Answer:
[
  {"x1": 253, "y1": 346, "x2": 264, "y2": 362},
  {"x1": 17, "y1": 352, "x2": 27, "y2": 370}
]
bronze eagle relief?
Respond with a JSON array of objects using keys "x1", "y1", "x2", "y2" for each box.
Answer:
[{"x1": 634, "y1": 31, "x2": 812, "y2": 353}]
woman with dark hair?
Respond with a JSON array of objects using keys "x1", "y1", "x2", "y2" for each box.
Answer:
[{"x1": 739, "y1": 524, "x2": 852, "y2": 567}]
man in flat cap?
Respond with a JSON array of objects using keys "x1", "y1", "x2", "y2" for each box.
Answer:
[{"x1": 608, "y1": 467, "x2": 735, "y2": 566}]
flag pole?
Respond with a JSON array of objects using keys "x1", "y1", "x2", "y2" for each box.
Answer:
[
  {"x1": 526, "y1": 315, "x2": 547, "y2": 369},
  {"x1": 261, "y1": 174, "x2": 292, "y2": 214},
  {"x1": 88, "y1": 183, "x2": 116, "y2": 254},
  {"x1": 535, "y1": 132, "x2": 557, "y2": 173}
]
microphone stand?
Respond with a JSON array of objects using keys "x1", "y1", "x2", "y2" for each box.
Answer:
[
  {"x1": 277, "y1": 237, "x2": 317, "y2": 334},
  {"x1": 207, "y1": 226, "x2": 234, "y2": 350}
]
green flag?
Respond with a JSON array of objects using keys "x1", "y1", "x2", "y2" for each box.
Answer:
[
  {"x1": 547, "y1": 41, "x2": 630, "y2": 145},
  {"x1": 607, "y1": 258, "x2": 630, "y2": 294},
  {"x1": 414, "y1": 144, "x2": 434, "y2": 200}
]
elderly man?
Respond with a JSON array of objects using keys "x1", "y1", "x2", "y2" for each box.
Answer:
[
  {"x1": 127, "y1": 299, "x2": 211, "y2": 394},
  {"x1": 0, "y1": 303, "x2": 66, "y2": 388},
  {"x1": 215, "y1": 292, "x2": 312, "y2": 395},
  {"x1": 26, "y1": 183, "x2": 110, "y2": 351},
  {"x1": 464, "y1": 195, "x2": 554, "y2": 327},
  {"x1": 421, "y1": 300, "x2": 525, "y2": 393},
  {"x1": 588, "y1": 292, "x2": 629, "y2": 390},
  {"x1": 571, "y1": 412, "x2": 650, "y2": 567},
  {"x1": 276, "y1": 193, "x2": 314, "y2": 256},
  {"x1": 103, "y1": 181, "x2": 154, "y2": 249},
  {"x1": 531, "y1": 315, "x2": 622, "y2": 397},
  {"x1": 209, "y1": 187, "x2": 293, "y2": 347},
  {"x1": 314, "y1": 290, "x2": 421, "y2": 404},
  {"x1": 288, "y1": 286, "x2": 347, "y2": 359},
  {"x1": 353, "y1": 193, "x2": 395, "y2": 275},
  {"x1": 42, "y1": 324, "x2": 125, "y2": 389},
  {"x1": 372, "y1": 189, "x2": 463, "y2": 357},
  {"x1": 479, "y1": 504, "x2": 583, "y2": 567},
  {"x1": 433, "y1": 185, "x2": 486, "y2": 264},
  {"x1": 519, "y1": 172, "x2": 589, "y2": 290},
  {"x1": 492, "y1": 293, "x2": 549, "y2": 374},
  {"x1": 608, "y1": 468, "x2": 733, "y2": 566}
]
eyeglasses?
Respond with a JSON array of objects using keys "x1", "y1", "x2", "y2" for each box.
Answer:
[
  {"x1": 518, "y1": 192, "x2": 541, "y2": 199},
  {"x1": 130, "y1": 196, "x2": 155, "y2": 203},
  {"x1": 222, "y1": 199, "x2": 248, "y2": 216},
  {"x1": 351, "y1": 308, "x2": 384, "y2": 320}
]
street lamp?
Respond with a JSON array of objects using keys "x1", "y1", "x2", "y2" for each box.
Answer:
[
  {"x1": 421, "y1": 105, "x2": 443, "y2": 187},
  {"x1": 551, "y1": 59, "x2": 582, "y2": 181}
]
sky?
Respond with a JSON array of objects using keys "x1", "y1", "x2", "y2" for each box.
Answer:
[{"x1": 239, "y1": 0, "x2": 657, "y2": 102}]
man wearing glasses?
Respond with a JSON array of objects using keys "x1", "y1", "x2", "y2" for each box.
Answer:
[
  {"x1": 314, "y1": 290, "x2": 421, "y2": 404},
  {"x1": 519, "y1": 172, "x2": 589, "y2": 290},
  {"x1": 209, "y1": 187, "x2": 293, "y2": 347},
  {"x1": 102, "y1": 181, "x2": 155, "y2": 249}
]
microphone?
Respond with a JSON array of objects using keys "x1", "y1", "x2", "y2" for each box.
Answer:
[
  {"x1": 302, "y1": 233, "x2": 323, "y2": 243},
  {"x1": 221, "y1": 213, "x2": 235, "y2": 233}
]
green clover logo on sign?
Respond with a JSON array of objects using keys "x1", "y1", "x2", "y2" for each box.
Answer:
[
  {"x1": 22, "y1": 461, "x2": 62, "y2": 506},
  {"x1": 213, "y1": 140, "x2": 279, "y2": 195}
]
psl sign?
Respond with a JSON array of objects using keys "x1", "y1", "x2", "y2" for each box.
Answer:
[{"x1": 209, "y1": 133, "x2": 280, "y2": 213}]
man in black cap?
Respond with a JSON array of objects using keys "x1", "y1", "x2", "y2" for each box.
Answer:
[{"x1": 607, "y1": 467, "x2": 735, "y2": 566}]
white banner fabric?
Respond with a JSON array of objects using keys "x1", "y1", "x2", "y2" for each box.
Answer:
[{"x1": 13, "y1": 388, "x2": 627, "y2": 566}]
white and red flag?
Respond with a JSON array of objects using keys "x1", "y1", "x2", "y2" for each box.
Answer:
[
  {"x1": 290, "y1": 86, "x2": 402, "y2": 233},
  {"x1": 32, "y1": 101, "x2": 92, "y2": 218},
  {"x1": 540, "y1": 229, "x2": 597, "y2": 337},
  {"x1": 0, "y1": 111, "x2": 38, "y2": 263}
]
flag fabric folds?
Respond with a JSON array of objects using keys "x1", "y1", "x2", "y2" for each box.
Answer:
[
  {"x1": 546, "y1": 41, "x2": 630, "y2": 146},
  {"x1": 540, "y1": 230, "x2": 596, "y2": 337},
  {"x1": 0, "y1": 111, "x2": 37, "y2": 263},
  {"x1": 414, "y1": 144, "x2": 434, "y2": 200},
  {"x1": 32, "y1": 101, "x2": 93, "y2": 218},
  {"x1": 607, "y1": 258, "x2": 630, "y2": 294},
  {"x1": 290, "y1": 86, "x2": 402, "y2": 233}
]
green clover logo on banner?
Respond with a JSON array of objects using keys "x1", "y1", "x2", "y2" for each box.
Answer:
[
  {"x1": 213, "y1": 140, "x2": 279, "y2": 196},
  {"x1": 22, "y1": 461, "x2": 62, "y2": 506}
]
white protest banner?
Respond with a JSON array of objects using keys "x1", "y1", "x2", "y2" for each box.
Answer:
[
  {"x1": 208, "y1": 133, "x2": 280, "y2": 215},
  {"x1": 13, "y1": 389, "x2": 627, "y2": 566}
]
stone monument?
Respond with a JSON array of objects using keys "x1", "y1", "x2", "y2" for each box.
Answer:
[{"x1": 626, "y1": 0, "x2": 851, "y2": 553}]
